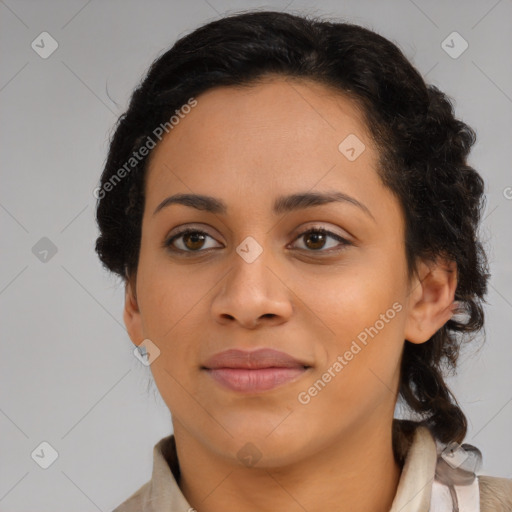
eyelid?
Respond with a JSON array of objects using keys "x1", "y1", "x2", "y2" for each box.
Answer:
[
  {"x1": 163, "y1": 225, "x2": 222, "y2": 252},
  {"x1": 288, "y1": 225, "x2": 352, "y2": 253},
  {"x1": 290, "y1": 222, "x2": 352, "y2": 243}
]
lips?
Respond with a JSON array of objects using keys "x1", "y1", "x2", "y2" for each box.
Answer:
[{"x1": 202, "y1": 348, "x2": 310, "y2": 393}]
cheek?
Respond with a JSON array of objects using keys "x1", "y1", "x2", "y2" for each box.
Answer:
[
  {"x1": 296, "y1": 305, "x2": 405, "y2": 427},
  {"x1": 137, "y1": 244, "x2": 206, "y2": 337},
  {"x1": 135, "y1": 268, "x2": 206, "y2": 400},
  {"x1": 297, "y1": 244, "x2": 408, "y2": 395},
  {"x1": 301, "y1": 252, "x2": 407, "y2": 342}
]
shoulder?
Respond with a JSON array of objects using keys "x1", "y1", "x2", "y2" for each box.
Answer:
[
  {"x1": 111, "y1": 480, "x2": 151, "y2": 512},
  {"x1": 478, "y1": 475, "x2": 512, "y2": 511}
]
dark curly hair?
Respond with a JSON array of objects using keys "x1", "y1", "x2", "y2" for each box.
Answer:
[{"x1": 95, "y1": 10, "x2": 489, "y2": 449}]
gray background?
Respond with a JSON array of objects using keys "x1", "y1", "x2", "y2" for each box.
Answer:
[{"x1": 1, "y1": 0, "x2": 511, "y2": 510}]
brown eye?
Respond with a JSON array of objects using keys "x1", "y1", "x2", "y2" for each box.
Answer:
[
  {"x1": 164, "y1": 229, "x2": 221, "y2": 254},
  {"x1": 181, "y1": 231, "x2": 207, "y2": 250},
  {"x1": 304, "y1": 231, "x2": 327, "y2": 250},
  {"x1": 292, "y1": 228, "x2": 351, "y2": 253}
]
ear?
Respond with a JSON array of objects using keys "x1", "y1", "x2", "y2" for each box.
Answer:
[
  {"x1": 123, "y1": 275, "x2": 144, "y2": 347},
  {"x1": 404, "y1": 256, "x2": 458, "y2": 344}
]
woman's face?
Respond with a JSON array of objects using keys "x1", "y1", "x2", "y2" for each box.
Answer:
[{"x1": 124, "y1": 77, "x2": 431, "y2": 466}]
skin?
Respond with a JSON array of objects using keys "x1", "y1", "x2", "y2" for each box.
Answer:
[{"x1": 124, "y1": 76, "x2": 457, "y2": 512}]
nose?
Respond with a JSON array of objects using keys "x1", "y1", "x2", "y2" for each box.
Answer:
[{"x1": 210, "y1": 246, "x2": 293, "y2": 329}]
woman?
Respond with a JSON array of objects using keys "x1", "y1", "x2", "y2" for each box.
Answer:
[{"x1": 95, "y1": 10, "x2": 512, "y2": 512}]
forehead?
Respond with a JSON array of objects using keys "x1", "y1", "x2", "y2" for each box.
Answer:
[
  {"x1": 149, "y1": 76, "x2": 371, "y2": 155},
  {"x1": 143, "y1": 77, "x2": 389, "y2": 219}
]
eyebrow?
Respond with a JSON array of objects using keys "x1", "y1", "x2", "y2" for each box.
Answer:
[{"x1": 153, "y1": 190, "x2": 375, "y2": 221}]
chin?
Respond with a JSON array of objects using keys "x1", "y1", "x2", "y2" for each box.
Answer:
[{"x1": 206, "y1": 417, "x2": 318, "y2": 468}]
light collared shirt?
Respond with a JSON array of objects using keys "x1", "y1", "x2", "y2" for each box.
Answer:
[{"x1": 112, "y1": 425, "x2": 512, "y2": 511}]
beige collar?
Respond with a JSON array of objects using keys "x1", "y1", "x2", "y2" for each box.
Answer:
[{"x1": 390, "y1": 426, "x2": 438, "y2": 512}]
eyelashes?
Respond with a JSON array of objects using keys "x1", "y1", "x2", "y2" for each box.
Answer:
[
  {"x1": 164, "y1": 228, "x2": 220, "y2": 253},
  {"x1": 163, "y1": 226, "x2": 352, "y2": 256}
]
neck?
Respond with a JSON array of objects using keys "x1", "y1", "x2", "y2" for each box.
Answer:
[{"x1": 174, "y1": 418, "x2": 402, "y2": 512}]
